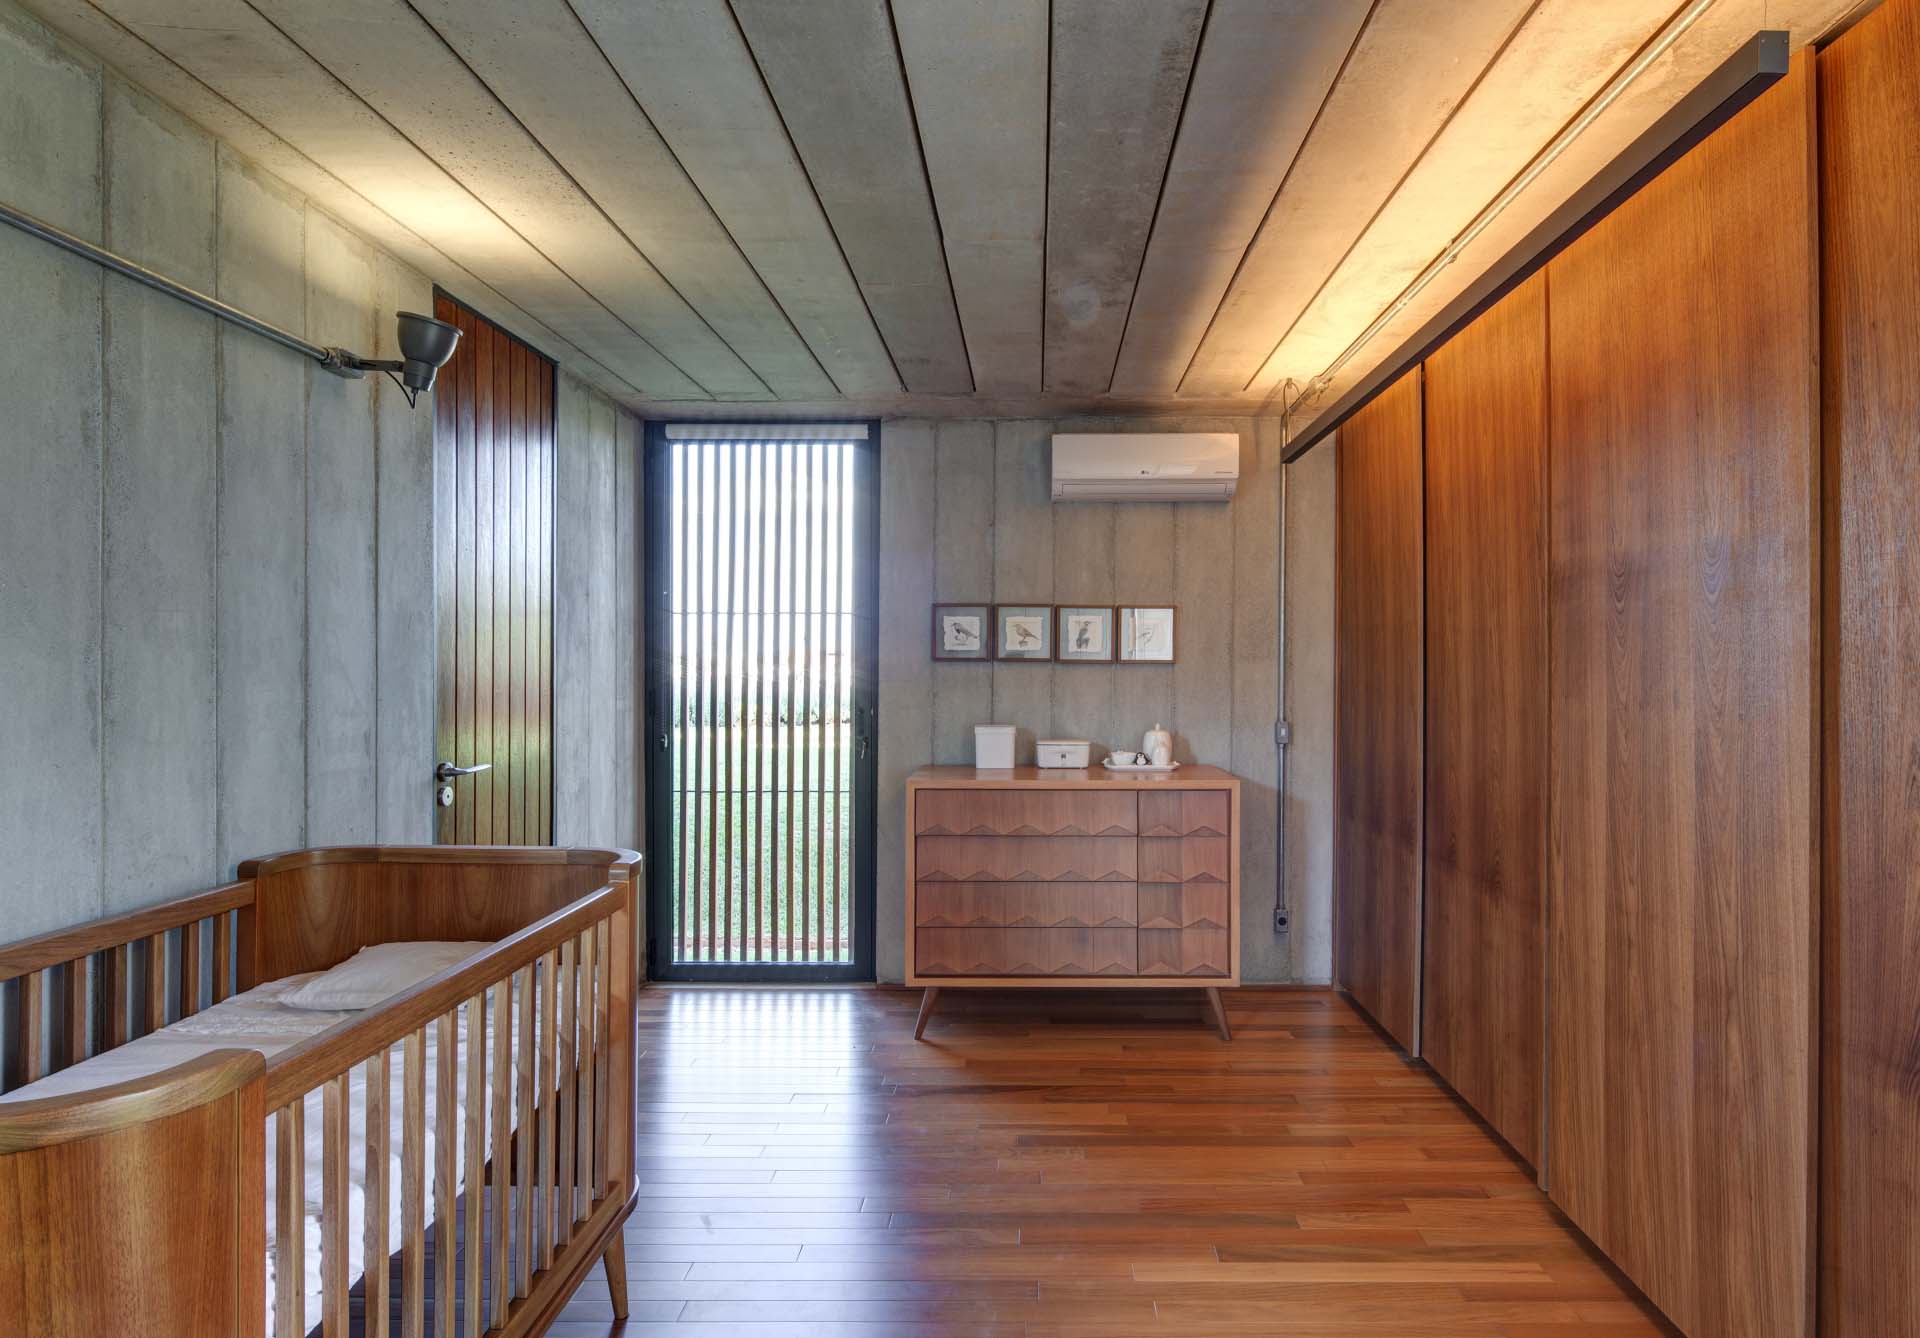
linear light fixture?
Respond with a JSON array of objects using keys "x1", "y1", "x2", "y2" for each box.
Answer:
[
  {"x1": 0, "y1": 197, "x2": 459, "y2": 406},
  {"x1": 1281, "y1": 0, "x2": 1723, "y2": 412}
]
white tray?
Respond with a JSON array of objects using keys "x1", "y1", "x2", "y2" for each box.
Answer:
[{"x1": 1102, "y1": 759, "x2": 1181, "y2": 773}]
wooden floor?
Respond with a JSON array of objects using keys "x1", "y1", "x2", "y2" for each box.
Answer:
[{"x1": 549, "y1": 987, "x2": 1674, "y2": 1336}]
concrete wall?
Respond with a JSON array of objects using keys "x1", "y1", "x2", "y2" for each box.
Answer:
[
  {"x1": 875, "y1": 415, "x2": 1334, "y2": 984},
  {"x1": 0, "y1": 2, "x2": 640, "y2": 942}
]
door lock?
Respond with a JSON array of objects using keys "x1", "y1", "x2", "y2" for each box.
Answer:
[{"x1": 437, "y1": 784, "x2": 455, "y2": 808}]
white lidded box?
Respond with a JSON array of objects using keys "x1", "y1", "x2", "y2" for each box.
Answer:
[
  {"x1": 1035, "y1": 739, "x2": 1091, "y2": 769},
  {"x1": 974, "y1": 724, "x2": 1017, "y2": 770}
]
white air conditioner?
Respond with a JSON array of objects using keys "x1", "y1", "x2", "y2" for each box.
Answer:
[{"x1": 1050, "y1": 432, "x2": 1239, "y2": 502}]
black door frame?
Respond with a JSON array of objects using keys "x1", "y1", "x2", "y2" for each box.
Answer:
[{"x1": 642, "y1": 422, "x2": 880, "y2": 982}]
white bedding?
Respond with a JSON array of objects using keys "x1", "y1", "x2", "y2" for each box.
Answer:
[{"x1": 0, "y1": 973, "x2": 511, "y2": 1336}]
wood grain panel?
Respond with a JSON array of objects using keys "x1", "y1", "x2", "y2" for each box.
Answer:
[
  {"x1": 1137, "y1": 885, "x2": 1228, "y2": 932},
  {"x1": 913, "y1": 836, "x2": 1137, "y2": 884},
  {"x1": 1545, "y1": 57, "x2": 1818, "y2": 1338},
  {"x1": 914, "y1": 789, "x2": 1137, "y2": 837},
  {"x1": 914, "y1": 883, "x2": 1137, "y2": 928},
  {"x1": 1137, "y1": 927, "x2": 1230, "y2": 977},
  {"x1": 1138, "y1": 790, "x2": 1229, "y2": 837},
  {"x1": 1419, "y1": 271, "x2": 1547, "y2": 1168},
  {"x1": 1819, "y1": 6, "x2": 1920, "y2": 1333},
  {"x1": 915, "y1": 928, "x2": 1136, "y2": 977},
  {"x1": 1333, "y1": 368, "x2": 1424, "y2": 1054},
  {"x1": 1138, "y1": 837, "x2": 1229, "y2": 886},
  {"x1": 433, "y1": 291, "x2": 556, "y2": 845}
]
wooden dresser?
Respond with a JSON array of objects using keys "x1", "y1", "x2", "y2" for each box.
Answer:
[{"x1": 905, "y1": 766, "x2": 1242, "y2": 1038}]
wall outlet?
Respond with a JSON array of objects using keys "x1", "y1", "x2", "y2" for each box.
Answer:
[{"x1": 1273, "y1": 907, "x2": 1291, "y2": 934}]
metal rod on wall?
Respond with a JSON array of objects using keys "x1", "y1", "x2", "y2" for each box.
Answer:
[{"x1": 4, "y1": 197, "x2": 347, "y2": 374}]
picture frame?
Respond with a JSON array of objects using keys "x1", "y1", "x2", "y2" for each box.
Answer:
[
  {"x1": 1118, "y1": 605, "x2": 1177, "y2": 663},
  {"x1": 994, "y1": 604, "x2": 1054, "y2": 660},
  {"x1": 1055, "y1": 605, "x2": 1117, "y2": 663},
  {"x1": 931, "y1": 604, "x2": 991, "y2": 661}
]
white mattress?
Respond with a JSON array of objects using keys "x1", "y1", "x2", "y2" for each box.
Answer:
[{"x1": 0, "y1": 972, "x2": 511, "y2": 1336}]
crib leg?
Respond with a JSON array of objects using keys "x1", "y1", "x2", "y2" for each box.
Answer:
[{"x1": 602, "y1": 1238, "x2": 629, "y2": 1319}]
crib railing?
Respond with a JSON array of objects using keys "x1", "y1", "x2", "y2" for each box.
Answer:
[
  {"x1": 0, "y1": 881, "x2": 252, "y2": 1091},
  {"x1": 261, "y1": 881, "x2": 633, "y2": 1338}
]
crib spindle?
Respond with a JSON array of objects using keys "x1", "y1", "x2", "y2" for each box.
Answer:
[
  {"x1": 322, "y1": 1074, "x2": 350, "y2": 1336},
  {"x1": 555, "y1": 938, "x2": 576, "y2": 1243},
  {"x1": 19, "y1": 968, "x2": 44, "y2": 1086},
  {"x1": 434, "y1": 1011, "x2": 458, "y2": 1334},
  {"x1": 402, "y1": 1028, "x2": 426, "y2": 1338},
  {"x1": 63, "y1": 955, "x2": 87, "y2": 1069},
  {"x1": 213, "y1": 910, "x2": 234, "y2": 1003},
  {"x1": 181, "y1": 919, "x2": 203, "y2": 1019},
  {"x1": 146, "y1": 931, "x2": 168, "y2": 1032},
  {"x1": 462, "y1": 994, "x2": 485, "y2": 1338},
  {"x1": 275, "y1": 1101, "x2": 306, "y2": 1338},
  {"x1": 594, "y1": 919, "x2": 610, "y2": 1195},
  {"x1": 514, "y1": 963, "x2": 535, "y2": 1297},
  {"x1": 487, "y1": 981, "x2": 511, "y2": 1330},
  {"x1": 365, "y1": 1047, "x2": 392, "y2": 1338},
  {"x1": 537, "y1": 948, "x2": 557, "y2": 1270},
  {"x1": 108, "y1": 942, "x2": 129, "y2": 1048},
  {"x1": 575, "y1": 929, "x2": 596, "y2": 1217}
]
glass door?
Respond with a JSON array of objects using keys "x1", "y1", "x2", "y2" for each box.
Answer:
[{"x1": 643, "y1": 424, "x2": 878, "y2": 981}]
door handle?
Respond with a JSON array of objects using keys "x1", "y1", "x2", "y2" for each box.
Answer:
[{"x1": 435, "y1": 761, "x2": 493, "y2": 782}]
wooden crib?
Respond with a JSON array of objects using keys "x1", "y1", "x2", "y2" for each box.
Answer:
[{"x1": 0, "y1": 845, "x2": 640, "y2": 1338}]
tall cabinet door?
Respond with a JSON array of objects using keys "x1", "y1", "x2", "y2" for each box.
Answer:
[
  {"x1": 1334, "y1": 367, "x2": 1424, "y2": 1055},
  {"x1": 1545, "y1": 57, "x2": 1818, "y2": 1338},
  {"x1": 1421, "y1": 272, "x2": 1547, "y2": 1169},
  {"x1": 1819, "y1": 2, "x2": 1920, "y2": 1332}
]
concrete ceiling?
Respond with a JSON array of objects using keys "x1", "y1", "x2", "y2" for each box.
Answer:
[{"x1": 22, "y1": 0, "x2": 1868, "y2": 420}]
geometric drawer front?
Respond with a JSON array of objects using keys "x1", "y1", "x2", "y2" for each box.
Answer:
[
  {"x1": 915, "y1": 883, "x2": 1137, "y2": 928},
  {"x1": 1137, "y1": 927, "x2": 1230, "y2": 977},
  {"x1": 916, "y1": 927, "x2": 1138, "y2": 977},
  {"x1": 1137, "y1": 884, "x2": 1229, "y2": 931},
  {"x1": 916, "y1": 789, "x2": 1137, "y2": 836},
  {"x1": 914, "y1": 836, "x2": 1137, "y2": 883},
  {"x1": 1138, "y1": 790, "x2": 1230, "y2": 837},
  {"x1": 1138, "y1": 836, "x2": 1230, "y2": 885}
]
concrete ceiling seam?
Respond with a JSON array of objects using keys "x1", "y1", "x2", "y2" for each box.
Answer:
[
  {"x1": 1231, "y1": 0, "x2": 1553, "y2": 395},
  {"x1": 1099, "y1": 0, "x2": 1213, "y2": 398},
  {"x1": 28, "y1": 0, "x2": 649, "y2": 405},
  {"x1": 728, "y1": 0, "x2": 972, "y2": 395},
  {"x1": 85, "y1": 0, "x2": 712, "y2": 399},
  {"x1": 1043, "y1": 0, "x2": 1208, "y2": 394},
  {"x1": 890, "y1": 0, "x2": 1047, "y2": 395},
  {"x1": 1119, "y1": 0, "x2": 1372, "y2": 398},
  {"x1": 882, "y1": 0, "x2": 976, "y2": 397},
  {"x1": 406, "y1": 0, "x2": 839, "y2": 399},
  {"x1": 231, "y1": 0, "x2": 760, "y2": 399}
]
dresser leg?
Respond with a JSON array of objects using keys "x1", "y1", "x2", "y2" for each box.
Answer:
[
  {"x1": 1204, "y1": 987, "x2": 1232, "y2": 1040},
  {"x1": 914, "y1": 987, "x2": 941, "y2": 1040}
]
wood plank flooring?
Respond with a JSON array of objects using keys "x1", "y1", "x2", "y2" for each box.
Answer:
[{"x1": 550, "y1": 987, "x2": 1673, "y2": 1336}]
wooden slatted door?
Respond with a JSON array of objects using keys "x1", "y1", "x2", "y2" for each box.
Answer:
[
  {"x1": 433, "y1": 290, "x2": 557, "y2": 844},
  {"x1": 643, "y1": 424, "x2": 879, "y2": 980}
]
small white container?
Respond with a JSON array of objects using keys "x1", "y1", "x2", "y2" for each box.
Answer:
[
  {"x1": 974, "y1": 724, "x2": 1016, "y2": 770},
  {"x1": 1036, "y1": 739, "x2": 1091, "y2": 769}
]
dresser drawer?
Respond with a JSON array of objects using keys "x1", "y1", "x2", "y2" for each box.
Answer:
[
  {"x1": 916, "y1": 883, "x2": 1137, "y2": 928},
  {"x1": 916, "y1": 927, "x2": 1137, "y2": 977},
  {"x1": 1139, "y1": 790, "x2": 1231, "y2": 837},
  {"x1": 1138, "y1": 927, "x2": 1230, "y2": 977},
  {"x1": 1138, "y1": 836, "x2": 1230, "y2": 885},
  {"x1": 915, "y1": 836, "x2": 1137, "y2": 883},
  {"x1": 1137, "y1": 885, "x2": 1228, "y2": 931},
  {"x1": 915, "y1": 789, "x2": 1137, "y2": 837}
]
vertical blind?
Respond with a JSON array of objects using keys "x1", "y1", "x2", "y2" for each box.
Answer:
[{"x1": 666, "y1": 435, "x2": 861, "y2": 964}]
